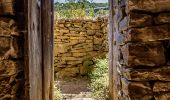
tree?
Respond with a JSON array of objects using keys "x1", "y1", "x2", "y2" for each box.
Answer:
[{"x1": 54, "y1": 0, "x2": 108, "y2": 19}]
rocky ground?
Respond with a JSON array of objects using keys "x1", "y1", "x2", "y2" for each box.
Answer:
[{"x1": 55, "y1": 77, "x2": 94, "y2": 100}]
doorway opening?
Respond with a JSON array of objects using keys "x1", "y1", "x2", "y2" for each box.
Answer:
[{"x1": 53, "y1": 0, "x2": 109, "y2": 99}]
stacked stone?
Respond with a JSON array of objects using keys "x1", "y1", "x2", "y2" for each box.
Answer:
[
  {"x1": 113, "y1": 0, "x2": 170, "y2": 100},
  {"x1": 54, "y1": 17, "x2": 108, "y2": 78},
  {"x1": 0, "y1": 0, "x2": 24, "y2": 99}
]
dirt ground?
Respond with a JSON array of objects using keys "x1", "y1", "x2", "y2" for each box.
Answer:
[{"x1": 55, "y1": 77, "x2": 94, "y2": 100}]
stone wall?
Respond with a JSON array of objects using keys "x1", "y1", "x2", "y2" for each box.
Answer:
[
  {"x1": 54, "y1": 17, "x2": 108, "y2": 78},
  {"x1": 113, "y1": 0, "x2": 170, "y2": 100},
  {"x1": 0, "y1": 0, "x2": 25, "y2": 99}
]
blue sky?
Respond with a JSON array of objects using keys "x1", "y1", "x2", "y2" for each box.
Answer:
[{"x1": 54, "y1": 0, "x2": 108, "y2": 3}]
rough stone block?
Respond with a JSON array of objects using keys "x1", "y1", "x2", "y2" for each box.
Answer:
[
  {"x1": 67, "y1": 60, "x2": 82, "y2": 65},
  {"x1": 57, "y1": 67, "x2": 79, "y2": 78},
  {"x1": 58, "y1": 24, "x2": 65, "y2": 28},
  {"x1": 154, "y1": 13, "x2": 170, "y2": 24},
  {"x1": 121, "y1": 42, "x2": 165, "y2": 68},
  {"x1": 87, "y1": 30, "x2": 96, "y2": 36},
  {"x1": 121, "y1": 78, "x2": 153, "y2": 100},
  {"x1": 0, "y1": 60, "x2": 23, "y2": 99},
  {"x1": 94, "y1": 37, "x2": 103, "y2": 45},
  {"x1": 73, "y1": 23, "x2": 82, "y2": 28},
  {"x1": 83, "y1": 60, "x2": 94, "y2": 67},
  {"x1": 0, "y1": 37, "x2": 22, "y2": 59},
  {"x1": 125, "y1": 25, "x2": 170, "y2": 42},
  {"x1": 59, "y1": 29, "x2": 69, "y2": 34},
  {"x1": 127, "y1": 0, "x2": 170, "y2": 13},
  {"x1": 153, "y1": 82, "x2": 170, "y2": 92},
  {"x1": 120, "y1": 13, "x2": 152, "y2": 30},
  {"x1": 62, "y1": 57, "x2": 79, "y2": 61},
  {"x1": 0, "y1": 1, "x2": 15, "y2": 15},
  {"x1": 0, "y1": 18, "x2": 18, "y2": 36},
  {"x1": 122, "y1": 66, "x2": 170, "y2": 81},
  {"x1": 72, "y1": 53, "x2": 86, "y2": 57},
  {"x1": 91, "y1": 24, "x2": 101, "y2": 30},
  {"x1": 55, "y1": 43, "x2": 70, "y2": 53},
  {"x1": 155, "y1": 92, "x2": 170, "y2": 100}
]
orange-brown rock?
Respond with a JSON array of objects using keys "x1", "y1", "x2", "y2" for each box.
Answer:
[
  {"x1": 125, "y1": 25, "x2": 170, "y2": 42},
  {"x1": 128, "y1": 0, "x2": 170, "y2": 13},
  {"x1": 122, "y1": 66, "x2": 170, "y2": 81},
  {"x1": 121, "y1": 78, "x2": 153, "y2": 100},
  {"x1": 121, "y1": 42, "x2": 165, "y2": 68}
]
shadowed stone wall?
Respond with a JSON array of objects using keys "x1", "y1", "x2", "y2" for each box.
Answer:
[
  {"x1": 54, "y1": 17, "x2": 108, "y2": 78},
  {"x1": 113, "y1": 0, "x2": 170, "y2": 99},
  {"x1": 0, "y1": 0, "x2": 25, "y2": 99}
]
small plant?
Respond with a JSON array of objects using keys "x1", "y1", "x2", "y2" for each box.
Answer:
[
  {"x1": 89, "y1": 58, "x2": 109, "y2": 100},
  {"x1": 54, "y1": 87, "x2": 62, "y2": 100}
]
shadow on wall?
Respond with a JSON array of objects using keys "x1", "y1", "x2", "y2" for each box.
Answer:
[{"x1": 54, "y1": 16, "x2": 108, "y2": 79}]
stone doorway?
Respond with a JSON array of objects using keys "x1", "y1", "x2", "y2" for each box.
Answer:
[{"x1": 53, "y1": 1, "x2": 109, "y2": 100}]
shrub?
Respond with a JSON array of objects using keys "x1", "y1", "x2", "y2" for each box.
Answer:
[
  {"x1": 54, "y1": 87, "x2": 62, "y2": 100},
  {"x1": 89, "y1": 58, "x2": 109, "y2": 100}
]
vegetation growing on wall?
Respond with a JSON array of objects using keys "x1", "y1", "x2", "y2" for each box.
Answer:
[
  {"x1": 54, "y1": 0, "x2": 108, "y2": 19},
  {"x1": 54, "y1": 87, "x2": 62, "y2": 100},
  {"x1": 89, "y1": 58, "x2": 109, "y2": 100}
]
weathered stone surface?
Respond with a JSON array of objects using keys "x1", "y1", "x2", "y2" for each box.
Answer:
[
  {"x1": 67, "y1": 60, "x2": 82, "y2": 65},
  {"x1": 125, "y1": 25, "x2": 170, "y2": 42},
  {"x1": 73, "y1": 23, "x2": 82, "y2": 28},
  {"x1": 0, "y1": 1, "x2": 24, "y2": 99},
  {"x1": 154, "y1": 13, "x2": 170, "y2": 24},
  {"x1": 114, "y1": 0, "x2": 170, "y2": 99},
  {"x1": 0, "y1": 1, "x2": 15, "y2": 15},
  {"x1": 83, "y1": 60, "x2": 94, "y2": 67},
  {"x1": 91, "y1": 24, "x2": 100, "y2": 30},
  {"x1": 59, "y1": 29, "x2": 69, "y2": 34},
  {"x1": 87, "y1": 30, "x2": 96, "y2": 36},
  {"x1": 79, "y1": 64, "x2": 92, "y2": 75},
  {"x1": 122, "y1": 66, "x2": 170, "y2": 81},
  {"x1": 0, "y1": 37, "x2": 14, "y2": 59},
  {"x1": 0, "y1": 60, "x2": 23, "y2": 99},
  {"x1": 121, "y1": 78, "x2": 153, "y2": 100},
  {"x1": 155, "y1": 92, "x2": 170, "y2": 100},
  {"x1": 120, "y1": 13, "x2": 152, "y2": 30},
  {"x1": 72, "y1": 53, "x2": 86, "y2": 57},
  {"x1": 0, "y1": 18, "x2": 18, "y2": 36},
  {"x1": 55, "y1": 43, "x2": 70, "y2": 53},
  {"x1": 129, "y1": 13, "x2": 152, "y2": 27},
  {"x1": 94, "y1": 37, "x2": 103, "y2": 44},
  {"x1": 153, "y1": 82, "x2": 170, "y2": 92},
  {"x1": 0, "y1": 60, "x2": 23, "y2": 80},
  {"x1": 128, "y1": 0, "x2": 170, "y2": 13},
  {"x1": 121, "y1": 42, "x2": 165, "y2": 68},
  {"x1": 58, "y1": 67, "x2": 79, "y2": 78},
  {"x1": 55, "y1": 17, "x2": 108, "y2": 76}
]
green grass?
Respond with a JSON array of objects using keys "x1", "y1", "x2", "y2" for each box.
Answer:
[
  {"x1": 89, "y1": 58, "x2": 109, "y2": 100},
  {"x1": 54, "y1": 87, "x2": 62, "y2": 100}
]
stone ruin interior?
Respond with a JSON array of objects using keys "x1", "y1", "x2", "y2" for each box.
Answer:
[{"x1": 1, "y1": 0, "x2": 170, "y2": 100}]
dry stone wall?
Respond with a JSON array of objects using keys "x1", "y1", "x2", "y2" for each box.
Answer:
[
  {"x1": 0, "y1": 0, "x2": 25, "y2": 99},
  {"x1": 113, "y1": 0, "x2": 170, "y2": 100},
  {"x1": 54, "y1": 17, "x2": 108, "y2": 78}
]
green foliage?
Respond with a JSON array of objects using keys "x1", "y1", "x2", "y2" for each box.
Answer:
[
  {"x1": 89, "y1": 58, "x2": 109, "y2": 100},
  {"x1": 54, "y1": 87, "x2": 62, "y2": 100},
  {"x1": 54, "y1": 0, "x2": 108, "y2": 19}
]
